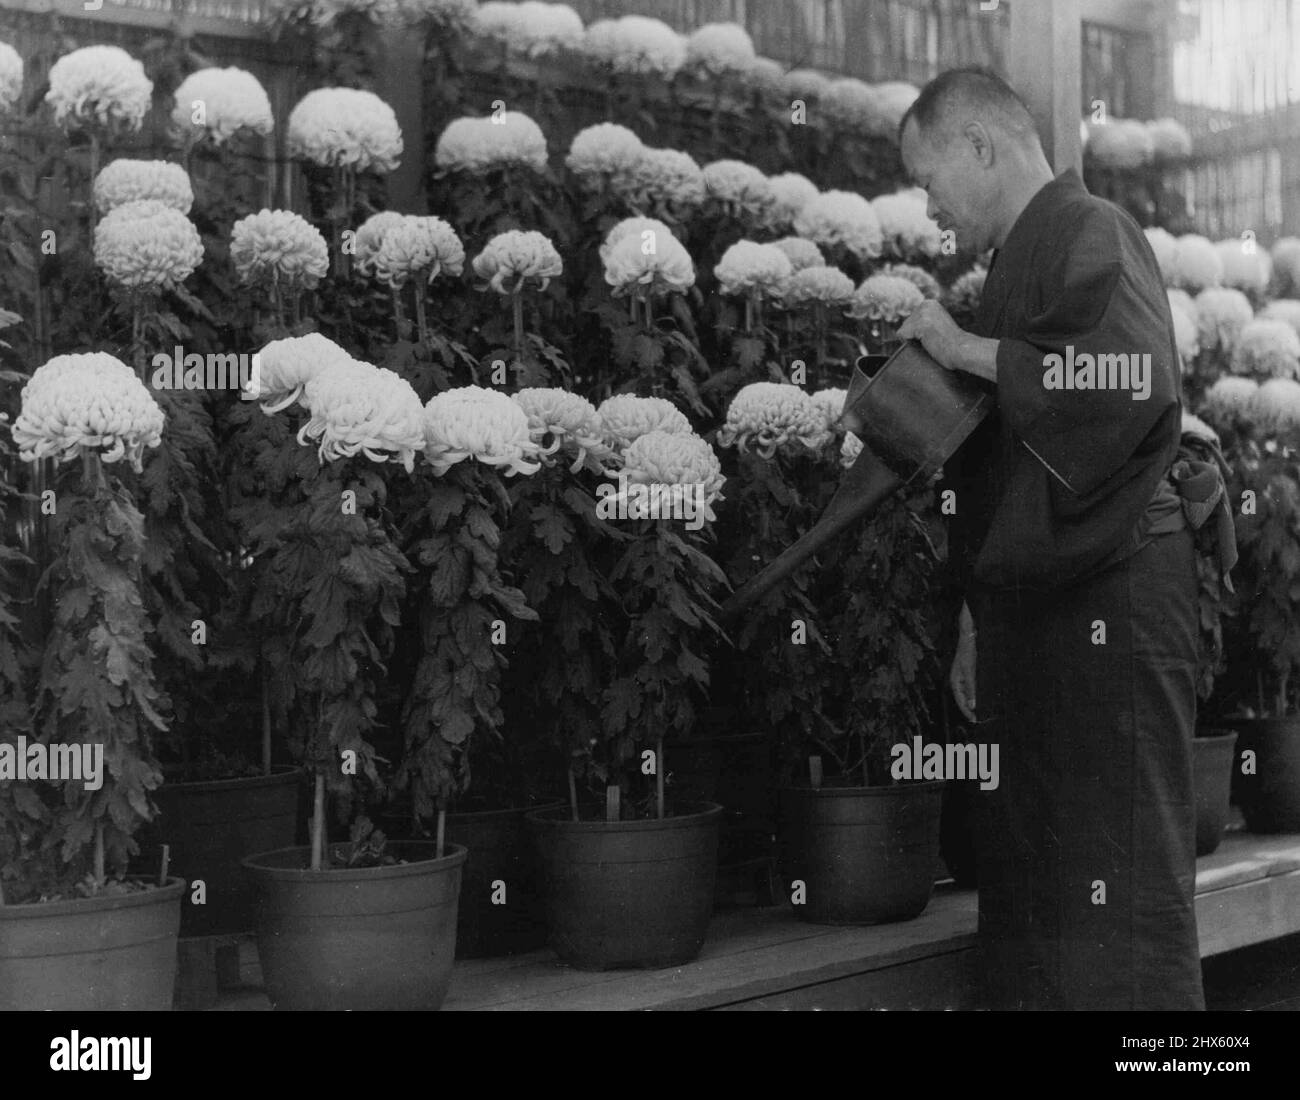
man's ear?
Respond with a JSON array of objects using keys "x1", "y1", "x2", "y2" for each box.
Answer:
[{"x1": 962, "y1": 121, "x2": 995, "y2": 167}]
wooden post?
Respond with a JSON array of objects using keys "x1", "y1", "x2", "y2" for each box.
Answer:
[
  {"x1": 376, "y1": 27, "x2": 428, "y2": 215},
  {"x1": 1009, "y1": 0, "x2": 1084, "y2": 176}
]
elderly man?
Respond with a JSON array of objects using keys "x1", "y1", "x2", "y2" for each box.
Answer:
[{"x1": 895, "y1": 67, "x2": 1205, "y2": 1010}]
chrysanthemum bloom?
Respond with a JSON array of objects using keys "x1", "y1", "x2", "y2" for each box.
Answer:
[
  {"x1": 602, "y1": 231, "x2": 695, "y2": 298},
  {"x1": 810, "y1": 387, "x2": 848, "y2": 433},
  {"x1": 1085, "y1": 118, "x2": 1153, "y2": 169},
  {"x1": 1272, "y1": 238, "x2": 1300, "y2": 297},
  {"x1": 1180, "y1": 410, "x2": 1218, "y2": 445},
  {"x1": 0, "y1": 42, "x2": 23, "y2": 115},
  {"x1": 1248, "y1": 377, "x2": 1300, "y2": 436},
  {"x1": 794, "y1": 190, "x2": 884, "y2": 261},
  {"x1": 472, "y1": 230, "x2": 562, "y2": 293},
  {"x1": 1172, "y1": 307, "x2": 1199, "y2": 365},
  {"x1": 170, "y1": 67, "x2": 274, "y2": 144},
  {"x1": 1215, "y1": 238, "x2": 1272, "y2": 295},
  {"x1": 776, "y1": 265, "x2": 855, "y2": 309},
  {"x1": 765, "y1": 173, "x2": 819, "y2": 231},
  {"x1": 714, "y1": 241, "x2": 793, "y2": 298},
  {"x1": 93, "y1": 159, "x2": 193, "y2": 215},
  {"x1": 367, "y1": 215, "x2": 465, "y2": 288},
  {"x1": 1199, "y1": 375, "x2": 1258, "y2": 429},
  {"x1": 230, "y1": 209, "x2": 329, "y2": 292},
  {"x1": 1231, "y1": 318, "x2": 1300, "y2": 380},
  {"x1": 512, "y1": 387, "x2": 612, "y2": 472},
  {"x1": 582, "y1": 15, "x2": 686, "y2": 77},
  {"x1": 840, "y1": 430, "x2": 863, "y2": 468},
  {"x1": 565, "y1": 122, "x2": 644, "y2": 187},
  {"x1": 872, "y1": 189, "x2": 942, "y2": 260},
  {"x1": 252, "y1": 332, "x2": 357, "y2": 413},
  {"x1": 871, "y1": 82, "x2": 920, "y2": 137},
  {"x1": 784, "y1": 69, "x2": 829, "y2": 100},
  {"x1": 94, "y1": 200, "x2": 204, "y2": 290},
  {"x1": 353, "y1": 210, "x2": 409, "y2": 276},
  {"x1": 1260, "y1": 299, "x2": 1300, "y2": 338},
  {"x1": 820, "y1": 78, "x2": 877, "y2": 130},
  {"x1": 423, "y1": 385, "x2": 544, "y2": 477},
  {"x1": 716, "y1": 382, "x2": 833, "y2": 457},
  {"x1": 1146, "y1": 118, "x2": 1192, "y2": 161},
  {"x1": 1145, "y1": 226, "x2": 1179, "y2": 285},
  {"x1": 945, "y1": 265, "x2": 988, "y2": 316},
  {"x1": 684, "y1": 21, "x2": 756, "y2": 76},
  {"x1": 744, "y1": 57, "x2": 787, "y2": 95},
  {"x1": 1194, "y1": 286, "x2": 1254, "y2": 357},
  {"x1": 702, "y1": 159, "x2": 776, "y2": 219},
  {"x1": 1167, "y1": 287, "x2": 1197, "y2": 325},
  {"x1": 287, "y1": 87, "x2": 403, "y2": 173},
  {"x1": 1173, "y1": 235, "x2": 1224, "y2": 293},
  {"x1": 848, "y1": 274, "x2": 925, "y2": 323},
  {"x1": 297, "y1": 360, "x2": 425, "y2": 470},
  {"x1": 475, "y1": 1, "x2": 584, "y2": 57},
  {"x1": 596, "y1": 393, "x2": 692, "y2": 452},
  {"x1": 614, "y1": 147, "x2": 706, "y2": 210},
  {"x1": 615, "y1": 428, "x2": 726, "y2": 519},
  {"x1": 599, "y1": 217, "x2": 678, "y2": 264},
  {"x1": 880, "y1": 262, "x2": 942, "y2": 301},
  {"x1": 45, "y1": 45, "x2": 152, "y2": 131},
  {"x1": 433, "y1": 112, "x2": 548, "y2": 173},
  {"x1": 771, "y1": 237, "x2": 824, "y2": 272},
  {"x1": 13, "y1": 351, "x2": 164, "y2": 472}
]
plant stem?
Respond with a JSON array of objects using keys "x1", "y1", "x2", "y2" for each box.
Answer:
[
  {"x1": 94, "y1": 822, "x2": 105, "y2": 889},
  {"x1": 656, "y1": 735, "x2": 664, "y2": 820},
  {"x1": 131, "y1": 300, "x2": 144, "y2": 377},
  {"x1": 158, "y1": 844, "x2": 170, "y2": 887},
  {"x1": 1279, "y1": 668, "x2": 1290, "y2": 718},
  {"x1": 0, "y1": 877, "x2": 6, "y2": 905},
  {"x1": 567, "y1": 766, "x2": 578, "y2": 822},
  {"x1": 435, "y1": 808, "x2": 446, "y2": 858},
  {"x1": 1258, "y1": 668, "x2": 1266, "y2": 715},
  {"x1": 391, "y1": 285, "x2": 406, "y2": 340},
  {"x1": 261, "y1": 665, "x2": 272, "y2": 776},
  {"x1": 310, "y1": 772, "x2": 325, "y2": 871},
  {"x1": 512, "y1": 290, "x2": 525, "y2": 360},
  {"x1": 414, "y1": 283, "x2": 430, "y2": 347},
  {"x1": 605, "y1": 784, "x2": 619, "y2": 823}
]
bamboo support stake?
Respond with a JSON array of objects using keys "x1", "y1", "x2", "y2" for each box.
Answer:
[
  {"x1": 435, "y1": 808, "x2": 446, "y2": 859},
  {"x1": 261, "y1": 667, "x2": 272, "y2": 777},
  {"x1": 605, "y1": 784, "x2": 620, "y2": 823},
  {"x1": 158, "y1": 844, "x2": 170, "y2": 887},
  {"x1": 567, "y1": 766, "x2": 579, "y2": 822},
  {"x1": 310, "y1": 772, "x2": 325, "y2": 871},
  {"x1": 656, "y1": 736, "x2": 664, "y2": 820},
  {"x1": 94, "y1": 823, "x2": 105, "y2": 888}
]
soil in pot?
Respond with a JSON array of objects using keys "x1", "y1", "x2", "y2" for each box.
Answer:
[
  {"x1": 0, "y1": 877, "x2": 186, "y2": 1010},
  {"x1": 242, "y1": 841, "x2": 466, "y2": 1011},
  {"x1": 526, "y1": 802, "x2": 722, "y2": 970},
  {"x1": 1193, "y1": 730, "x2": 1237, "y2": 856},
  {"x1": 1231, "y1": 718, "x2": 1300, "y2": 833},
  {"x1": 779, "y1": 779, "x2": 946, "y2": 924}
]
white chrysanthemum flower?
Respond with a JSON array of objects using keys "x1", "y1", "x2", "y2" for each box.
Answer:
[
  {"x1": 1085, "y1": 118, "x2": 1153, "y2": 169},
  {"x1": 716, "y1": 381, "x2": 832, "y2": 457},
  {"x1": 93, "y1": 159, "x2": 193, "y2": 215},
  {"x1": 810, "y1": 387, "x2": 847, "y2": 433},
  {"x1": 745, "y1": 57, "x2": 787, "y2": 94},
  {"x1": 596, "y1": 393, "x2": 692, "y2": 452},
  {"x1": 423, "y1": 385, "x2": 544, "y2": 476},
  {"x1": 765, "y1": 172, "x2": 819, "y2": 230},
  {"x1": 472, "y1": 229, "x2": 562, "y2": 293},
  {"x1": 1172, "y1": 306, "x2": 1199, "y2": 365},
  {"x1": 880, "y1": 262, "x2": 942, "y2": 301},
  {"x1": 840, "y1": 430, "x2": 863, "y2": 468},
  {"x1": 0, "y1": 42, "x2": 23, "y2": 115},
  {"x1": 582, "y1": 15, "x2": 685, "y2": 77},
  {"x1": 777, "y1": 265, "x2": 855, "y2": 308},
  {"x1": 353, "y1": 210, "x2": 408, "y2": 276},
  {"x1": 771, "y1": 237, "x2": 824, "y2": 272},
  {"x1": 1181, "y1": 410, "x2": 1218, "y2": 445},
  {"x1": 433, "y1": 112, "x2": 548, "y2": 173},
  {"x1": 170, "y1": 67, "x2": 274, "y2": 144},
  {"x1": 1199, "y1": 375, "x2": 1258, "y2": 428},
  {"x1": 1145, "y1": 226, "x2": 1178, "y2": 285},
  {"x1": 702, "y1": 159, "x2": 775, "y2": 218},
  {"x1": 252, "y1": 332, "x2": 357, "y2": 413},
  {"x1": 872, "y1": 188, "x2": 942, "y2": 260},
  {"x1": 848, "y1": 274, "x2": 925, "y2": 323},
  {"x1": 230, "y1": 209, "x2": 329, "y2": 291},
  {"x1": 615, "y1": 429, "x2": 725, "y2": 518},
  {"x1": 1194, "y1": 286, "x2": 1255, "y2": 357},
  {"x1": 599, "y1": 216, "x2": 678, "y2": 263},
  {"x1": 684, "y1": 22, "x2": 755, "y2": 76},
  {"x1": 1272, "y1": 237, "x2": 1300, "y2": 296},
  {"x1": 1249, "y1": 377, "x2": 1300, "y2": 435},
  {"x1": 1260, "y1": 299, "x2": 1300, "y2": 338},
  {"x1": 946, "y1": 265, "x2": 988, "y2": 316},
  {"x1": 1167, "y1": 287, "x2": 1197, "y2": 325},
  {"x1": 1147, "y1": 118, "x2": 1192, "y2": 161},
  {"x1": 1173, "y1": 234, "x2": 1224, "y2": 293},
  {"x1": 475, "y1": 1, "x2": 584, "y2": 57},
  {"x1": 1215, "y1": 238, "x2": 1272, "y2": 294},
  {"x1": 369, "y1": 214, "x2": 465, "y2": 288},
  {"x1": 714, "y1": 241, "x2": 793, "y2": 298},
  {"x1": 13, "y1": 352, "x2": 164, "y2": 472},
  {"x1": 511, "y1": 387, "x2": 611, "y2": 472},
  {"x1": 1232, "y1": 318, "x2": 1300, "y2": 379},
  {"x1": 821, "y1": 78, "x2": 877, "y2": 130},
  {"x1": 94, "y1": 200, "x2": 204, "y2": 290},
  {"x1": 287, "y1": 87, "x2": 403, "y2": 173},
  {"x1": 615, "y1": 147, "x2": 706, "y2": 209},
  {"x1": 45, "y1": 45, "x2": 153, "y2": 131},
  {"x1": 794, "y1": 190, "x2": 884, "y2": 260},
  {"x1": 296, "y1": 360, "x2": 425, "y2": 470},
  {"x1": 872, "y1": 82, "x2": 919, "y2": 137},
  {"x1": 602, "y1": 231, "x2": 695, "y2": 298},
  {"x1": 784, "y1": 69, "x2": 830, "y2": 99},
  {"x1": 565, "y1": 122, "x2": 644, "y2": 185}
]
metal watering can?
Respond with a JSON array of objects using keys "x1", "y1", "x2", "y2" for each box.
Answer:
[{"x1": 719, "y1": 340, "x2": 994, "y2": 622}]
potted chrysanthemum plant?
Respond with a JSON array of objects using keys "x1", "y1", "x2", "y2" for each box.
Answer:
[
  {"x1": 704, "y1": 240, "x2": 795, "y2": 404},
  {"x1": 769, "y1": 252, "x2": 858, "y2": 389},
  {"x1": 526, "y1": 415, "x2": 731, "y2": 970},
  {"x1": 1, "y1": 351, "x2": 186, "y2": 1010},
  {"x1": 847, "y1": 272, "x2": 927, "y2": 359},
  {"x1": 692, "y1": 159, "x2": 774, "y2": 266},
  {"x1": 792, "y1": 189, "x2": 885, "y2": 285},
  {"x1": 229, "y1": 207, "x2": 330, "y2": 340}
]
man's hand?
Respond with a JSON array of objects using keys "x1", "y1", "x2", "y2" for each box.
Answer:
[
  {"x1": 897, "y1": 301, "x2": 1000, "y2": 384},
  {"x1": 950, "y1": 601, "x2": 977, "y2": 723}
]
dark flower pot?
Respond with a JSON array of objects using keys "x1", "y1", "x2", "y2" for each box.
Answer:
[
  {"x1": 0, "y1": 878, "x2": 186, "y2": 1010},
  {"x1": 242, "y1": 842, "x2": 467, "y2": 1010},
  {"x1": 526, "y1": 802, "x2": 722, "y2": 970},
  {"x1": 1232, "y1": 717, "x2": 1300, "y2": 833},
  {"x1": 779, "y1": 780, "x2": 946, "y2": 924},
  {"x1": 1193, "y1": 730, "x2": 1237, "y2": 856},
  {"x1": 136, "y1": 767, "x2": 302, "y2": 936}
]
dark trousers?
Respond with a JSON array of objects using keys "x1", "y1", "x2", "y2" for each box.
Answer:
[{"x1": 968, "y1": 529, "x2": 1205, "y2": 1010}]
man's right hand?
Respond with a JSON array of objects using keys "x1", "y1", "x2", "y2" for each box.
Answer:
[{"x1": 950, "y1": 601, "x2": 977, "y2": 723}]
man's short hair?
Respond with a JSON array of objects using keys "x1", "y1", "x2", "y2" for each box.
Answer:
[{"x1": 899, "y1": 67, "x2": 1041, "y2": 149}]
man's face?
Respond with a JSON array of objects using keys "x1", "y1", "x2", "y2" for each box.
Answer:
[{"x1": 900, "y1": 119, "x2": 995, "y2": 255}]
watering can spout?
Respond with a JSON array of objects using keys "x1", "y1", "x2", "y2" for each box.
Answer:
[{"x1": 718, "y1": 341, "x2": 993, "y2": 624}]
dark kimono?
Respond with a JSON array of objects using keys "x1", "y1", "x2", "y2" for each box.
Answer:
[{"x1": 946, "y1": 169, "x2": 1205, "y2": 1010}]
